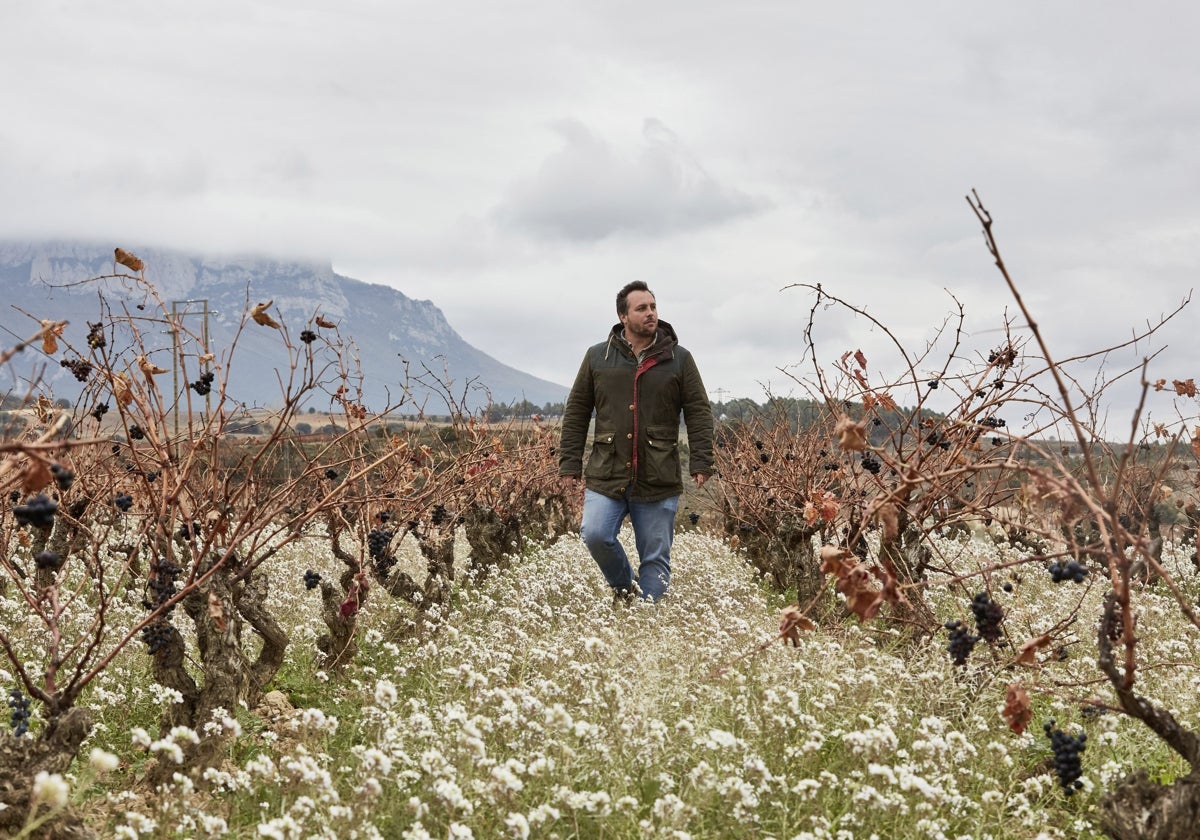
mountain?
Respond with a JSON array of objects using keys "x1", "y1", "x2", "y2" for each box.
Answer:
[{"x1": 0, "y1": 241, "x2": 568, "y2": 412}]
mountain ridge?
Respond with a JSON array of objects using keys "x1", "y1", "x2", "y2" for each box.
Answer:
[{"x1": 0, "y1": 241, "x2": 568, "y2": 412}]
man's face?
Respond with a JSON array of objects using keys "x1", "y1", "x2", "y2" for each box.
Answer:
[{"x1": 620, "y1": 290, "x2": 658, "y2": 341}]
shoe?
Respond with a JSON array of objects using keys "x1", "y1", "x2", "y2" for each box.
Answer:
[{"x1": 612, "y1": 578, "x2": 642, "y2": 607}]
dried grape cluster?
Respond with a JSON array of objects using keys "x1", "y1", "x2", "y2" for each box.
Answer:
[
  {"x1": 970, "y1": 591, "x2": 1004, "y2": 643},
  {"x1": 189, "y1": 370, "x2": 215, "y2": 396},
  {"x1": 14, "y1": 494, "x2": 57, "y2": 528},
  {"x1": 128, "y1": 425, "x2": 145, "y2": 440},
  {"x1": 944, "y1": 619, "x2": 980, "y2": 666},
  {"x1": 60, "y1": 356, "x2": 94, "y2": 382},
  {"x1": 8, "y1": 688, "x2": 30, "y2": 737},
  {"x1": 34, "y1": 550, "x2": 62, "y2": 570},
  {"x1": 140, "y1": 558, "x2": 182, "y2": 655},
  {"x1": 91, "y1": 403, "x2": 109, "y2": 422},
  {"x1": 50, "y1": 463, "x2": 74, "y2": 491},
  {"x1": 368, "y1": 527, "x2": 396, "y2": 579},
  {"x1": 300, "y1": 329, "x2": 317, "y2": 344},
  {"x1": 860, "y1": 454, "x2": 881, "y2": 475},
  {"x1": 113, "y1": 493, "x2": 134, "y2": 512},
  {"x1": 86, "y1": 321, "x2": 106, "y2": 349},
  {"x1": 303, "y1": 569, "x2": 321, "y2": 590},
  {"x1": 1049, "y1": 560, "x2": 1088, "y2": 583},
  {"x1": 1045, "y1": 721, "x2": 1087, "y2": 795}
]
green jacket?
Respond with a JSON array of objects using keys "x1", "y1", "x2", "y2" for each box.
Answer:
[{"x1": 558, "y1": 321, "x2": 714, "y2": 502}]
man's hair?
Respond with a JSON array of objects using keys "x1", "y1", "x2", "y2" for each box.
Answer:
[{"x1": 616, "y1": 281, "x2": 653, "y2": 316}]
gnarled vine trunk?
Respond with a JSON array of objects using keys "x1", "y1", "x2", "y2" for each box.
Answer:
[{"x1": 0, "y1": 708, "x2": 93, "y2": 839}]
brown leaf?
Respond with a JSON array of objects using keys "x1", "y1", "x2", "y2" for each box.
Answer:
[
  {"x1": 22, "y1": 459, "x2": 52, "y2": 494},
  {"x1": 1174, "y1": 379, "x2": 1197, "y2": 398},
  {"x1": 114, "y1": 248, "x2": 144, "y2": 272},
  {"x1": 137, "y1": 355, "x2": 168, "y2": 376},
  {"x1": 818, "y1": 491, "x2": 839, "y2": 523},
  {"x1": 779, "y1": 605, "x2": 815, "y2": 646},
  {"x1": 1153, "y1": 379, "x2": 1167, "y2": 392},
  {"x1": 33, "y1": 394, "x2": 55, "y2": 423},
  {"x1": 1001, "y1": 682, "x2": 1032, "y2": 735},
  {"x1": 205, "y1": 510, "x2": 228, "y2": 537},
  {"x1": 315, "y1": 315, "x2": 336, "y2": 328},
  {"x1": 40, "y1": 320, "x2": 64, "y2": 355},
  {"x1": 1015, "y1": 633, "x2": 1052, "y2": 666},
  {"x1": 208, "y1": 592, "x2": 227, "y2": 631},
  {"x1": 875, "y1": 392, "x2": 897, "y2": 411},
  {"x1": 876, "y1": 502, "x2": 899, "y2": 542},
  {"x1": 835, "y1": 415, "x2": 868, "y2": 452},
  {"x1": 111, "y1": 372, "x2": 134, "y2": 407},
  {"x1": 852, "y1": 369, "x2": 869, "y2": 389},
  {"x1": 854, "y1": 349, "x2": 868, "y2": 369},
  {"x1": 251, "y1": 301, "x2": 281, "y2": 329}
]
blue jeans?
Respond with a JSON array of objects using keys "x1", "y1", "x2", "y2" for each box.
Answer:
[{"x1": 580, "y1": 489, "x2": 679, "y2": 601}]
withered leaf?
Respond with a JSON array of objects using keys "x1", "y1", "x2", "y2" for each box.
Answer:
[
  {"x1": 114, "y1": 248, "x2": 144, "y2": 273},
  {"x1": 315, "y1": 315, "x2": 336, "y2": 328},
  {"x1": 875, "y1": 392, "x2": 897, "y2": 411},
  {"x1": 854, "y1": 349, "x2": 868, "y2": 369},
  {"x1": 1001, "y1": 682, "x2": 1032, "y2": 735},
  {"x1": 40, "y1": 320, "x2": 65, "y2": 355},
  {"x1": 1174, "y1": 379, "x2": 1197, "y2": 398},
  {"x1": 137, "y1": 355, "x2": 168, "y2": 376},
  {"x1": 779, "y1": 605, "x2": 815, "y2": 646},
  {"x1": 1015, "y1": 633, "x2": 1052, "y2": 666},
  {"x1": 111, "y1": 372, "x2": 134, "y2": 407},
  {"x1": 835, "y1": 415, "x2": 869, "y2": 452},
  {"x1": 251, "y1": 301, "x2": 281, "y2": 329},
  {"x1": 1153, "y1": 379, "x2": 1167, "y2": 392},
  {"x1": 22, "y1": 459, "x2": 52, "y2": 494},
  {"x1": 876, "y1": 502, "x2": 900, "y2": 542},
  {"x1": 208, "y1": 592, "x2": 227, "y2": 631}
]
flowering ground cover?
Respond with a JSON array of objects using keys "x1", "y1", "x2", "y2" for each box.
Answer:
[{"x1": 7, "y1": 527, "x2": 1199, "y2": 839}]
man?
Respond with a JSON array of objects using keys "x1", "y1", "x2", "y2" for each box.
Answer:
[{"x1": 558, "y1": 281, "x2": 714, "y2": 602}]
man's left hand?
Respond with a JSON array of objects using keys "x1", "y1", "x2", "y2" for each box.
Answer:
[{"x1": 692, "y1": 473, "x2": 708, "y2": 488}]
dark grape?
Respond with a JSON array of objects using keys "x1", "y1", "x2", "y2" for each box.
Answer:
[
  {"x1": 86, "y1": 321, "x2": 106, "y2": 349},
  {"x1": 945, "y1": 619, "x2": 980, "y2": 666},
  {"x1": 8, "y1": 688, "x2": 30, "y2": 737},
  {"x1": 688, "y1": 512, "x2": 700, "y2": 526},
  {"x1": 128, "y1": 425, "x2": 145, "y2": 441},
  {"x1": 970, "y1": 592, "x2": 1004, "y2": 643},
  {"x1": 113, "y1": 493, "x2": 134, "y2": 512},
  {"x1": 50, "y1": 463, "x2": 74, "y2": 491},
  {"x1": 324, "y1": 468, "x2": 338, "y2": 480},
  {"x1": 189, "y1": 370, "x2": 215, "y2": 396},
  {"x1": 60, "y1": 357, "x2": 93, "y2": 382},
  {"x1": 303, "y1": 569, "x2": 321, "y2": 590},
  {"x1": 861, "y1": 455, "x2": 881, "y2": 474},
  {"x1": 300, "y1": 329, "x2": 317, "y2": 344},
  {"x1": 367, "y1": 528, "x2": 394, "y2": 561},
  {"x1": 1044, "y1": 720, "x2": 1087, "y2": 795},
  {"x1": 14, "y1": 494, "x2": 57, "y2": 528},
  {"x1": 34, "y1": 551, "x2": 61, "y2": 570},
  {"x1": 1048, "y1": 560, "x2": 1088, "y2": 584}
]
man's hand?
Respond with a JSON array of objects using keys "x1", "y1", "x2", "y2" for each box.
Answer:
[{"x1": 692, "y1": 473, "x2": 708, "y2": 488}]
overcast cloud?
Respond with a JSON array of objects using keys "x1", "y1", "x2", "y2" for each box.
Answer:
[{"x1": 2, "y1": 1, "x2": 1198, "y2": 431}]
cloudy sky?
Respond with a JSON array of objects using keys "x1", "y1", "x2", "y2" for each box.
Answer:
[{"x1": 3, "y1": 1, "x2": 1198, "y2": 428}]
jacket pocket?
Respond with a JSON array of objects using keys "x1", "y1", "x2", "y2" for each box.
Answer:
[
  {"x1": 644, "y1": 425, "x2": 681, "y2": 486},
  {"x1": 585, "y1": 429, "x2": 618, "y2": 479}
]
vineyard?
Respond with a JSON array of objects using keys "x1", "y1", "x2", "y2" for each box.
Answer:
[{"x1": 3, "y1": 200, "x2": 1200, "y2": 839}]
